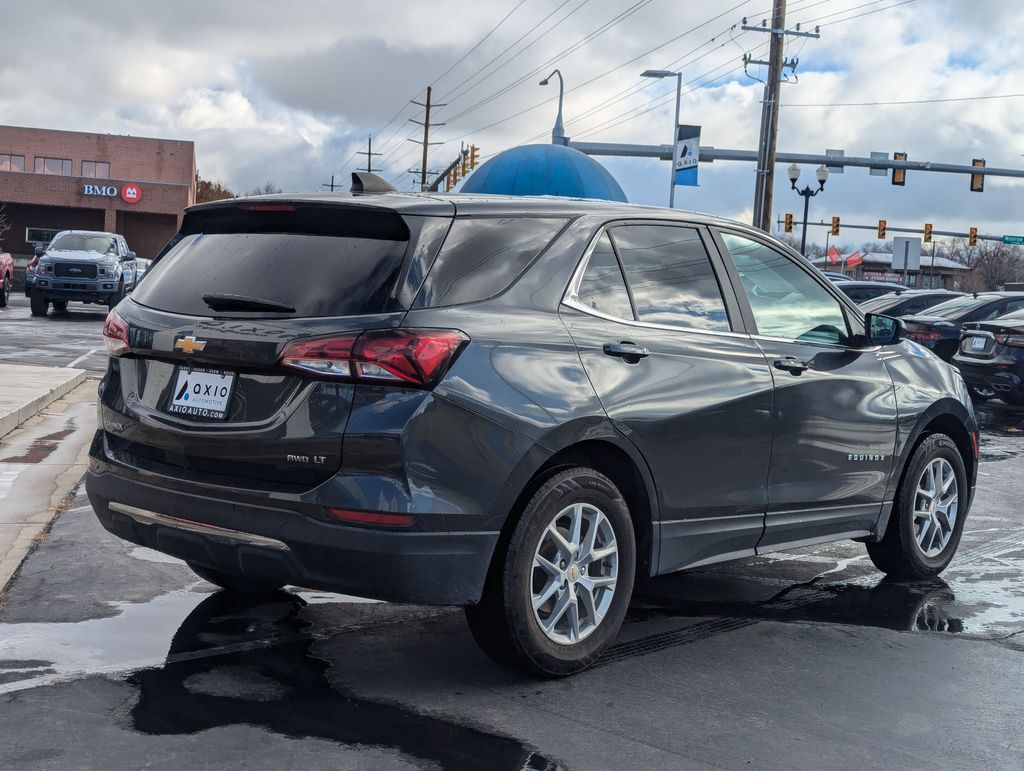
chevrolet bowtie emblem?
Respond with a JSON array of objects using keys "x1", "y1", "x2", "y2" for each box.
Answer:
[{"x1": 174, "y1": 335, "x2": 207, "y2": 354}]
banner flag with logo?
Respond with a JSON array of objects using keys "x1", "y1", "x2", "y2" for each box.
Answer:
[
  {"x1": 673, "y1": 125, "x2": 701, "y2": 187},
  {"x1": 827, "y1": 245, "x2": 841, "y2": 265},
  {"x1": 845, "y1": 251, "x2": 863, "y2": 268}
]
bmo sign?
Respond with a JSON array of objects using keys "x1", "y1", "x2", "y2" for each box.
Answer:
[{"x1": 83, "y1": 182, "x2": 144, "y2": 204}]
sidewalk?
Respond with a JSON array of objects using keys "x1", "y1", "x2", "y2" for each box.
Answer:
[
  {"x1": 0, "y1": 373, "x2": 98, "y2": 593},
  {"x1": 0, "y1": 363, "x2": 90, "y2": 440}
]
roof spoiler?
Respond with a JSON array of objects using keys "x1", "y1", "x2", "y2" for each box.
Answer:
[{"x1": 351, "y1": 172, "x2": 397, "y2": 195}]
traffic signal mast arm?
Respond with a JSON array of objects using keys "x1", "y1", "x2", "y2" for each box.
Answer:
[{"x1": 779, "y1": 218, "x2": 1001, "y2": 243}]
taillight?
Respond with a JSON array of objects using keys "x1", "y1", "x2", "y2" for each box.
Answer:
[
  {"x1": 102, "y1": 309, "x2": 130, "y2": 356},
  {"x1": 995, "y1": 333, "x2": 1024, "y2": 348},
  {"x1": 279, "y1": 328, "x2": 468, "y2": 388}
]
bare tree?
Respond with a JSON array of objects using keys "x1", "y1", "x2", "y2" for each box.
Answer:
[
  {"x1": 946, "y1": 237, "x2": 1024, "y2": 291},
  {"x1": 244, "y1": 181, "x2": 283, "y2": 196}
]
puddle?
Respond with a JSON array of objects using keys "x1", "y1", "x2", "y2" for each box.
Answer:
[
  {"x1": 0, "y1": 425, "x2": 76, "y2": 464},
  {"x1": 976, "y1": 402, "x2": 1024, "y2": 461},
  {"x1": 0, "y1": 590, "x2": 563, "y2": 770}
]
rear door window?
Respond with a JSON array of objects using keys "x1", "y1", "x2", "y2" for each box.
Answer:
[
  {"x1": 414, "y1": 217, "x2": 568, "y2": 308},
  {"x1": 131, "y1": 204, "x2": 411, "y2": 318},
  {"x1": 609, "y1": 224, "x2": 730, "y2": 331},
  {"x1": 575, "y1": 232, "x2": 633, "y2": 320}
]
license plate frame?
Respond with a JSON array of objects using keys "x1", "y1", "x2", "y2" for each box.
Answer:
[
  {"x1": 971, "y1": 336, "x2": 987, "y2": 351},
  {"x1": 165, "y1": 367, "x2": 237, "y2": 420}
]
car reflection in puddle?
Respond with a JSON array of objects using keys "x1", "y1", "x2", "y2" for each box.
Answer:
[
  {"x1": 633, "y1": 576, "x2": 967, "y2": 634},
  {"x1": 126, "y1": 591, "x2": 562, "y2": 771},
  {"x1": 974, "y1": 401, "x2": 1024, "y2": 461}
]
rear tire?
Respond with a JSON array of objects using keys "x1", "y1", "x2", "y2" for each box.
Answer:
[
  {"x1": 187, "y1": 562, "x2": 285, "y2": 593},
  {"x1": 1000, "y1": 392, "x2": 1024, "y2": 407},
  {"x1": 465, "y1": 467, "x2": 636, "y2": 677},
  {"x1": 29, "y1": 288, "x2": 49, "y2": 317},
  {"x1": 52, "y1": 300, "x2": 68, "y2": 313},
  {"x1": 0, "y1": 276, "x2": 9, "y2": 307},
  {"x1": 867, "y1": 433, "x2": 968, "y2": 579}
]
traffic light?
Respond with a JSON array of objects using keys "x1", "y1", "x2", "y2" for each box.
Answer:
[
  {"x1": 831, "y1": 216, "x2": 840, "y2": 236},
  {"x1": 970, "y1": 158, "x2": 985, "y2": 193},
  {"x1": 877, "y1": 219, "x2": 886, "y2": 239},
  {"x1": 969, "y1": 227, "x2": 978, "y2": 247},
  {"x1": 784, "y1": 213, "x2": 793, "y2": 233},
  {"x1": 923, "y1": 223, "x2": 933, "y2": 243},
  {"x1": 460, "y1": 151, "x2": 470, "y2": 177},
  {"x1": 892, "y1": 152, "x2": 907, "y2": 186},
  {"x1": 469, "y1": 145, "x2": 480, "y2": 169},
  {"x1": 450, "y1": 162, "x2": 461, "y2": 188}
]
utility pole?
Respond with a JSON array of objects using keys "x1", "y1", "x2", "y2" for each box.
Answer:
[
  {"x1": 743, "y1": 2, "x2": 819, "y2": 231},
  {"x1": 356, "y1": 135, "x2": 382, "y2": 173},
  {"x1": 321, "y1": 175, "x2": 340, "y2": 191},
  {"x1": 409, "y1": 86, "x2": 446, "y2": 191}
]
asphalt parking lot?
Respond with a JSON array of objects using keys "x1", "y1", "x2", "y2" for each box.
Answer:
[
  {"x1": 0, "y1": 294, "x2": 109, "y2": 372},
  {"x1": 1, "y1": 299, "x2": 1023, "y2": 769}
]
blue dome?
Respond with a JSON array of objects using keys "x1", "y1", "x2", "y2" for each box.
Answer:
[{"x1": 461, "y1": 143, "x2": 627, "y2": 202}]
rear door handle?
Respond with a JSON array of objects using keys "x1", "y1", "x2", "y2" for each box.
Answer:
[
  {"x1": 603, "y1": 341, "x2": 650, "y2": 361},
  {"x1": 773, "y1": 356, "x2": 809, "y2": 375}
]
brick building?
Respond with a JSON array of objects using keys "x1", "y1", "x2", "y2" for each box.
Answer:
[{"x1": 0, "y1": 125, "x2": 195, "y2": 260}]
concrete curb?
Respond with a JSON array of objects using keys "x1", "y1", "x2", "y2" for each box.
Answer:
[{"x1": 0, "y1": 366, "x2": 90, "y2": 441}]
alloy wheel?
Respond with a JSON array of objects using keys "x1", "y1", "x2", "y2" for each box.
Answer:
[
  {"x1": 913, "y1": 457, "x2": 958, "y2": 558},
  {"x1": 531, "y1": 502, "x2": 618, "y2": 645}
]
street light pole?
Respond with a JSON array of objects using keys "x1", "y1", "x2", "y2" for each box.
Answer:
[
  {"x1": 788, "y1": 163, "x2": 828, "y2": 256},
  {"x1": 540, "y1": 70, "x2": 565, "y2": 145},
  {"x1": 641, "y1": 69, "x2": 682, "y2": 208}
]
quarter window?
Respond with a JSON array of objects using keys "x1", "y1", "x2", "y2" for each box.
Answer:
[
  {"x1": 721, "y1": 232, "x2": 852, "y2": 346},
  {"x1": 82, "y1": 161, "x2": 110, "y2": 179},
  {"x1": 609, "y1": 224, "x2": 729, "y2": 331},
  {"x1": 0, "y1": 154, "x2": 24, "y2": 172},
  {"x1": 35, "y1": 157, "x2": 72, "y2": 175},
  {"x1": 576, "y1": 233, "x2": 633, "y2": 320}
]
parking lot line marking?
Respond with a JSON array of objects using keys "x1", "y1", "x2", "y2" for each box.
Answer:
[{"x1": 66, "y1": 348, "x2": 99, "y2": 368}]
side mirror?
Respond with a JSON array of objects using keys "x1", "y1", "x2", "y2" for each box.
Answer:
[
  {"x1": 122, "y1": 251, "x2": 136, "y2": 262},
  {"x1": 34, "y1": 246, "x2": 45, "y2": 258},
  {"x1": 865, "y1": 313, "x2": 904, "y2": 346}
]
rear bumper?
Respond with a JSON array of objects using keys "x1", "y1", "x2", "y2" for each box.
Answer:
[
  {"x1": 85, "y1": 460, "x2": 499, "y2": 606},
  {"x1": 954, "y1": 361, "x2": 1024, "y2": 398}
]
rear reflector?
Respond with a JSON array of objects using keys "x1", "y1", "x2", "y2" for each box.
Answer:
[
  {"x1": 326, "y1": 508, "x2": 416, "y2": 527},
  {"x1": 280, "y1": 328, "x2": 468, "y2": 388},
  {"x1": 102, "y1": 309, "x2": 130, "y2": 356}
]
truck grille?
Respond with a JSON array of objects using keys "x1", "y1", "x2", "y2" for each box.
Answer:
[{"x1": 55, "y1": 262, "x2": 98, "y2": 278}]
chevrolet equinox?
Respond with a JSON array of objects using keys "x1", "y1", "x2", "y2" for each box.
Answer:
[{"x1": 86, "y1": 191, "x2": 978, "y2": 676}]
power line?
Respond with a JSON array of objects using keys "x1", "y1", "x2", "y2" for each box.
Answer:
[
  {"x1": 786, "y1": 92, "x2": 1024, "y2": 107},
  {"x1": 816, "y1": 0, "x2": 916, "y2": 27},
  {"x1": 431, "y1": 0, "x2": 528, "y2": 87}
]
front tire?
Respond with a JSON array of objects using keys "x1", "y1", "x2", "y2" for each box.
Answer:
[
  {"x1": 0, "y1": 276, "x2": 9, "y2": 307},
  {"x1": 107, "y1": 281, "x2": 125, "y2": 310},
  {"x1": 867, "y1": 433, "x2": 968, "y2": 579},
  {"x1": 187, "y1": 562, "x2": 284, "y2": 593},
  {"x1": 29, "y1": 288, "x2": 49, "y2": 317},
  {"x1": 466, "y1": 467, "x2": 636, "y2": 677}
]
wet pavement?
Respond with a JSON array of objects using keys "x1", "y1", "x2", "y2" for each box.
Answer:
[
  {"x1": 0, "y1": 294, "x2": 108, "y2": 372},
  {"x1": 3, "y1": 414, "x2": 1024, "y2": 769}
]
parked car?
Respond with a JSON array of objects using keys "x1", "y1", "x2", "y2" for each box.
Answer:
[
  {"x1": 902, "y1": 292, "x2": 1024, "y2": 361},
  {"x1": 23, "y1": 253, "x2": 40, "y2": 296},
  {"x1": 832, "y1": 279, "x2": 909, "y2": 303},
  {"x1": 820, "y1": 270, "x2": 849, "y2": 282},
  {"x1": 858, "y1": 289, "x2": 965, "y2": 318},
  {"x1": 0, "y1": 252, "x2": 13, "y2": 307},
  {"x1": 86, "y1": 194, "x2": 978, "y2": 676},
  {"x1": 954, "y1": 308, "x2": 1024, "y2": 405},
  {"x1": 30, "y1": 230, "x2": 137, "y2": 316}
]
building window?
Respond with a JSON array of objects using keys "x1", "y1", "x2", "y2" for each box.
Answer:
[
  {"x1": 34, "y1": 157, "x2": 72, "y2": 175},
  {"x1": 0, "y1": 154, "x2": 25, "y2": 172},
  {"x1": 81, "y1": 160, "x2": 110, "y2": 179}
]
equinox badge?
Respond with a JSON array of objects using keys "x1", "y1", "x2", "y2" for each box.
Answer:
[{"x1": 174, "y1": 335, "x2": 207, "y2": 354}]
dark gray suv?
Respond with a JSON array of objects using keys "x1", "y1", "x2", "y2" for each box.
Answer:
[{"x1": 86, "y1": 193, "x2": 978, "y2": 676}]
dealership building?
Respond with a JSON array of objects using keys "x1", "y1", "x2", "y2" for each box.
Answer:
[{"x1": 0, "y1": 125, "x2": 196, "y2": 261}]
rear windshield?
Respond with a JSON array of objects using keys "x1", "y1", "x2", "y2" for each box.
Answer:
[
  {"x1": 131, "y1": 205, "x2": 411, "y2": 318},
  {"x1": 926, "y1": 296, "x2": 991, "y2": 319},
  {"x1": 858, "y1": 294, "x2": 904, "y2": 312}
]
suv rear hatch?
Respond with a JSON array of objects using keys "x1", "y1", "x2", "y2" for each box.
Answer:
[{"x1": 101, "y1": 200, "x2": 453, "y2": 490}]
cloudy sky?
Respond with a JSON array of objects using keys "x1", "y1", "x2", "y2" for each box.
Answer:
[{"x1": 5, "y1": 0, "x2": 1022, "y2": 247}]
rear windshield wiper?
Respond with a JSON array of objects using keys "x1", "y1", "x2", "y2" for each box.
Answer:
[{"x1": 201, "y1": 293, "x2": 296, "y2": 313}]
